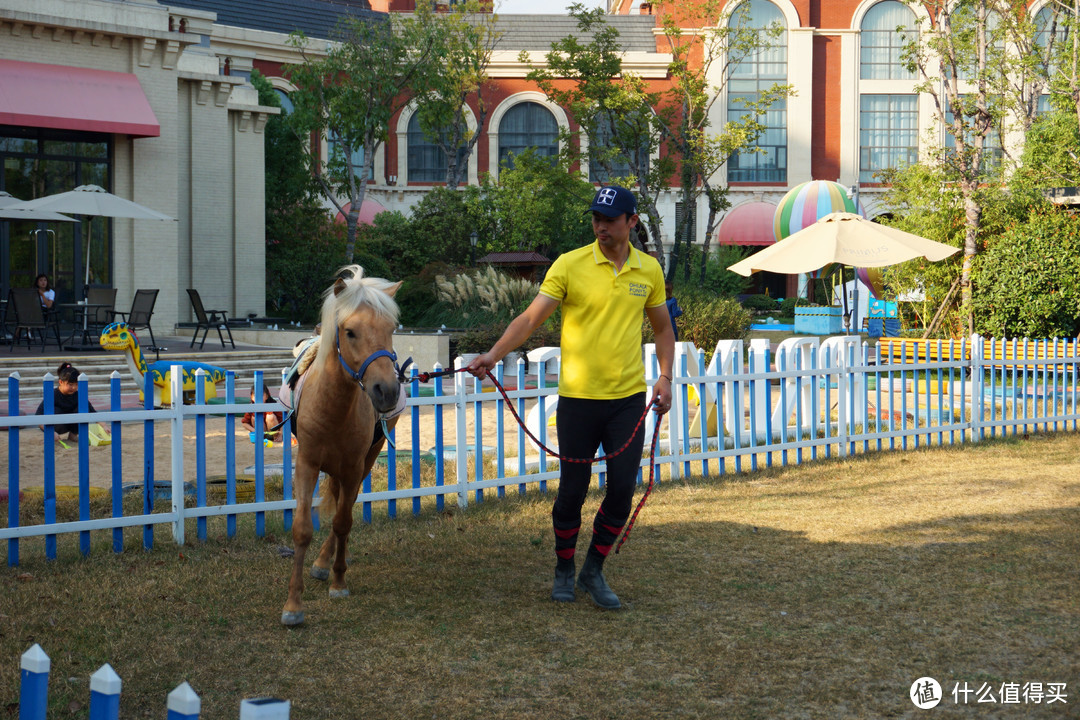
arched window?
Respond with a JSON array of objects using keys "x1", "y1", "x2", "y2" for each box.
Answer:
[
  {"x1": 498, "y1": 102, "x2": 558, "y2": 170},
  {"x1": 589, "y1": 113, "x2": 634, "y2": 183},
  {"x1": 860, "y1": 1, "x2": 917, "y2": 80},
  {"x1": 407, "y1": 113, "x2": 447, "y2": 182},
  {"x1": 273, "y1": 89, "x2": 294, "y2": 115},
  {"x1": 1035, "y1": 6, "x2": 1069, "y2": 115},
  {"x1": 727, "y1": 0, "x2": 787, "y2": 183},
  {"x1": 327, "y1": 130, "x2": 365, "y2": 181}
]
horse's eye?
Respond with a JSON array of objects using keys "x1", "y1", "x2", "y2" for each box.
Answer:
[{"x1": 345, "y1": 329, "x2": 356, "y2": 339}]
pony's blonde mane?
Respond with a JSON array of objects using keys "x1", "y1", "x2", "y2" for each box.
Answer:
[{"x1": 313, "y1": 265, "x2": 400, "y2": 369}]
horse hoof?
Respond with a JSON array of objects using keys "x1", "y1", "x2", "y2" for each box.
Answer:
[
  {"x1": 310, "y1": 565, "x2": 330, "y2": 581},
  {"x1": 328, "y1": 587, "x2": 350, "y2": 599},
  {"x1": 281, "y1": 610, "x2": 305, "y2": 626}
]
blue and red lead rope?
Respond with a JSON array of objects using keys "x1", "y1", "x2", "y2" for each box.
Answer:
[{"x1": 416, "y1": 366, "x2": 661, "y2": 552}]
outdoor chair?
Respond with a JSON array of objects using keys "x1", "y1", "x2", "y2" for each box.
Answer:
[
  {"x1": 114, "y1": 288, "x2": 159, "y2": 348},
  {"x1": 8, "y1": 287, "x2": 62, "y2": 352},
  {"x1": 85, "y1": 287, "x2": 117, "y2": 335},
  {"x1": 187, "y1": 288, "x2": 235, "y2": 349}
]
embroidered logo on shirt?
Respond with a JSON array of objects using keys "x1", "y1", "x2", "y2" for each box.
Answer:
[{"x1": 628, "y1": 281, "x2": 648, "y2": 297}]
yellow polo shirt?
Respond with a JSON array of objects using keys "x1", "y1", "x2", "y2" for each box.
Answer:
[{"x1": 539, "y1": 241, "x2": 665, "y2": 399}]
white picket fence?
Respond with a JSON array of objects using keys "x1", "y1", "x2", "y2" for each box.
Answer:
[
  {"x1": 17, "y1": 644, "x2": 289, "y2": 719},
  {"x1": 2, "y1": 334, "x2": 1079, "y2": 566}
]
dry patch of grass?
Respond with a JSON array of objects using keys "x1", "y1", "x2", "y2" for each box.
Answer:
[{"x1": 2, "y1": 433, "x2": 1078, "y2": 719}]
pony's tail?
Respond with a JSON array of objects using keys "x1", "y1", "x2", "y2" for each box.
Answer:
[{"x1": 318, "y1": 475, "x2": 339, "y2": 523}]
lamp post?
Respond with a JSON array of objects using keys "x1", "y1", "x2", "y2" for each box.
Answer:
[{"x1": 470, "y1": 230, "x2": 478, "y2": 266}]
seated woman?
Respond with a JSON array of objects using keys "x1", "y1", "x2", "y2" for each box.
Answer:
[
  {"x1": 242, "y1": 385, "x2": 284, "y2": 442},
  {"x1": 35, "y1": 362, "x2": 110, "y2": 442},
  {"x1": 35, "y1": 273, "x2": 55, "y2": 310}
]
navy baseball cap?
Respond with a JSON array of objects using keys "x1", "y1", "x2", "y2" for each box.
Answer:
[{"x1": 589, "y1": 185, "x2": 637, "y2": 218}]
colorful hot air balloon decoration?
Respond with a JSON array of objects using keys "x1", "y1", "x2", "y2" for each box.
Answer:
[
  {"x1": 773, "y1": 180, "x2": 864, "y2": 279},
  {"x1": 856, "y1": 266, "x2": 886, "y2": 299}
]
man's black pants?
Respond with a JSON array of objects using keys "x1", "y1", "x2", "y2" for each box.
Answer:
[{"x1": 552, "y1": 392, "x2": 646, "y2": 560}]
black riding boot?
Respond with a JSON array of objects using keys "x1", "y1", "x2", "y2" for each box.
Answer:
[
  {"x1": 577, "y1": 552, "x2": 621, "y2": 609},
  {"x1": 551, "y1": 558, "x2": 576, "y2": 602}
]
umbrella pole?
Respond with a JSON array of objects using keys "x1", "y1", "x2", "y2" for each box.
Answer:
[{"x1": 841, "y1": 267, "x2": 851, "y2": 332}]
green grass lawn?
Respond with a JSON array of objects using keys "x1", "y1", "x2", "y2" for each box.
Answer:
[{"x1": 2, "y1": 432, "x2": 1078, "y2": 719}]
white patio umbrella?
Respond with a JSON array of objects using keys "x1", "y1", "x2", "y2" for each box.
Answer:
[
  {"x1": 0, "y1": 192, "x2": 77, "y2": 222},
  {"x1": 17, "y1": 184, "x2": 174, "y2": 286},
  {"x1": 17, "y1": 184, "x2": 175, "y2": 221},
  {"x1": 727, "y1": 212, "x2": 959, "y2": 332},
  {"x1": 727, "y1": 211, "x2": 959, "y2": 276}
]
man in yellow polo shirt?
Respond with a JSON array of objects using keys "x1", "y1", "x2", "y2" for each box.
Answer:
[{"x1": 466, "y1": 185, "x2": 675, "y2": 609}]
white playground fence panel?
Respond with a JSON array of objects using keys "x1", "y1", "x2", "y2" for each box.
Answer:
[
  {"x1": 16, "y1": 644, "x2": 290, "y2": 719},
  {"x1": 2, "y1": 334, "x2": 1079, "y2": 565}
]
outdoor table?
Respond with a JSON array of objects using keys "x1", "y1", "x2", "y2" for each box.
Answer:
[{"x1": 57, "y1": 302, "x2": 109, "y2": 350}]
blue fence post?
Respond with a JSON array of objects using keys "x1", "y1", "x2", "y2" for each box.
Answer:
[
  {"x1": 434, "y1": 366, "x2": 445, "y2": 512},
  {"x1": 253, "y1": 371, "x2": 266, "y2": 537},
  {"x1": 7, "y1": 371, "x2": 21, "y2": 567},
  {"x1": 472, "y1": 370, "x2": 483, "y2": 504},
  {"x1": 239, "y1": 697, "x2": 290, "y2": 720},
  {"x1": 225, "y1": 371, "x2": 237, "y2": 538},
  {"x1": 166, "y1": 682, "x2": 201, "y2": 720},
  {"x1": 410, "y1": 366, "x2": 422, "y2": 517},
  {"x1": 77, "y1": 373, "x2": 91, "y2": 556},
  {"x1": 42, "y1": 373, "x2": 58, "y2": 560},
  {"x1": 143, "y1": 371, "x2": 155, "y2": 552},
  {"x1": 195, "y1": 370, "x2": 208, "y2": 543},
  {"x1": 516, "y1": 360, "x2": 527, "y2": 496},
  {"x1": 88, "y1": 664, "x2": 121, "y2": 720},
  {"x1": 19, "y1": 643, "x2": 50, "y2": 720},
  {"x1": 110, "y1": 372, "x2": 124, "y2": 554},
  {"x1": 494, "y1": 359, "x2": 506, "y2": 499}
]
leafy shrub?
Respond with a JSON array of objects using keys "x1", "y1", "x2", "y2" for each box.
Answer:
[
  {"x1": 777, "y1": 296, "x2": 812, "y2": 317},
  {"x1": 645, "y1": 287, "x2": 751, "y2": 358},
  {"x1": 396, "y1": 261, "x2": 455, "y2": 326},
  {"x1": 452, "y1": 317, "x2": 562, "y2": 355},
  {"x1": 740, "y1": 294, "x2": 780, "y2": 312},
  {"x1": 972, "y1": 208, "x2": 1080, "y2": 338},
  {"x1": 678, "y1": 243, "x2": 756, "y2": 297}
]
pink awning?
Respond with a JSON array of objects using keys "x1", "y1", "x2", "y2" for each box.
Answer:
[
  {"x1": 0, "y1": 59, "x2": 160, "y2": 138},
  {"x1": 717, "y1": 201, "x2": 778, "y2": 246}
]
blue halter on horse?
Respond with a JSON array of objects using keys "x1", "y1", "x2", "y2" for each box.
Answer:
[{"x1": 335, "y1": 330, "x2": 413, "y2": 389}]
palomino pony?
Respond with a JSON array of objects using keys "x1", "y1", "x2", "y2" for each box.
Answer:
[{"x1": 281, "y1": 266, "x2": 405, "y2": 626}]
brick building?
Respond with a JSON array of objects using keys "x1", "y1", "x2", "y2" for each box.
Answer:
[{"x1": 1, "y1": 0, "x2": 1055, "y2": 317}]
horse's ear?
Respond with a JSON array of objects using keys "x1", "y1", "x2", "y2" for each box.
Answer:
[
  {"x1": 387, "y1": 281, "x2": 403, "y2": 298},
  {"x1": 332, "y1": 278, "x2": 348, "y2": 297}
]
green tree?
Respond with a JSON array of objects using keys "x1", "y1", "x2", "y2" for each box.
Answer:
[
  {"x1": 657, "y1": 0, "x2": 790, "y2": 285},
  {"x1": 412, "y1": 0, "x2": 501, "y2": 189},
  {"x1": 901, "y1": 0, "x2": 1017, "y2": 333},
  {"x1": 524, "y1": 6, "x2": 671, "y2": 257},
  {"x1": 971, "y1": 208, "x2": 1080, "y2": 338},
  {"x1": 525, "y1": 2, "x2": 790, "y2": 284},
  {"x1": 286, "y1": 14, "x2": 439, "y2": 263},
  {"x1": 251, "y1": 70, "x2": 345, "y2": 323},
  {"x1": 466, "y1": 149, "x2": 595, "y2": 260}
]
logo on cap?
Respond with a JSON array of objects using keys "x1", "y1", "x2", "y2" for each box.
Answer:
[{"x1": 595, "y1": 188, "x2": 619, "y2": 206}]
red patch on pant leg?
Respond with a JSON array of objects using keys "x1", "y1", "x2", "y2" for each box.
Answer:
[
  {"x1": 556, "y1": 548, "x2": 576, "y2": 559},
  {"x1": 554, "y1": 526, "x2": 580, "y2": 539}
]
